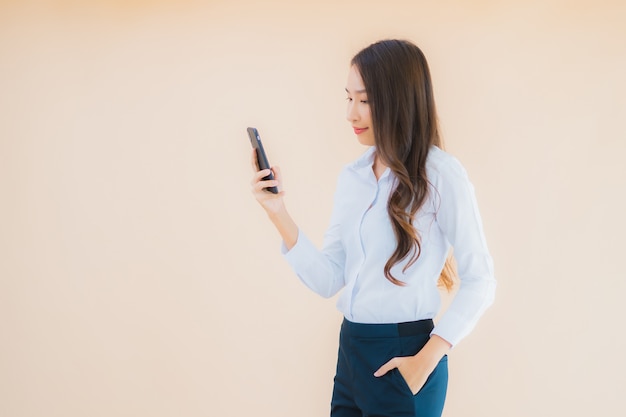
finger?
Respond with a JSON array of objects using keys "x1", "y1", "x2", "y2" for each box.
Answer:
[
  {"x1": 272, "y1": 165, "x2": 282, "y2": 182},
  {"x1": 271, "y1": 166, "x2": 283, "y2": 191},
  {"x1": 250, "y1": 169, "x2": 272, "y2": 185},
  {"x1": 252, "y1": 179, "x2": 280, "y2": 193},
  {"x1": 373, "y1": 358, "x2": 397, "y2": 377}
]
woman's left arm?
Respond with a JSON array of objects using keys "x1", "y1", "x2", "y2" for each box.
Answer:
[
  {"x1": 375, "y1": 154, "x2": 496, "y2": 394},
  {"x1": 429, "y1": 156, "x2": 496, "y2": 347}
]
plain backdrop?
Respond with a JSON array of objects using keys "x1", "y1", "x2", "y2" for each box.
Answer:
[{"x1": 1, "y1": 1, "x2": 625, "y2": 416}]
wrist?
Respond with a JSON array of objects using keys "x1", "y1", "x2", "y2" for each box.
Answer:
[
  {"x1": 266, "y1": 205, "x2": 298, "y2": 250},
  {"x1": 266, "y1": 203, "x2": 288, "y2": 221},
  {"x1": 415, "y1": 334, "x2": 451, "y2": 362}
]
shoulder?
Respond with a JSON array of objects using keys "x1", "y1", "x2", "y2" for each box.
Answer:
[{"x1": 426, "y1": 145, "x2": 470, "y2": 185}]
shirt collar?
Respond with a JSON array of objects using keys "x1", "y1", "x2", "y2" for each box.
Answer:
[
  {"x1": 348, "y1": 146, "x2": 377, "y2": 172},
  {"x1": 347, "y1": 146, "x2": 394, "y2": 182}
]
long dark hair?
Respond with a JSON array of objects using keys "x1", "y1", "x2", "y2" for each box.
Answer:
[{"x1": 351, "y1": 39, "x2": 455, "y2": 290}]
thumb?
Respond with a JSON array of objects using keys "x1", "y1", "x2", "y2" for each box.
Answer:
[
  {"x1": 272, "y1": 165, "x2": 282, "y2": 181},
  {"x1": 373, "y1": 358, "x2": 397, "y2": 378}
]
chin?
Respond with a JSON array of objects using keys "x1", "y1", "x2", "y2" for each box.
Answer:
[{"x1": 356, "y1": 135, "x2": 375, "y2": 146}]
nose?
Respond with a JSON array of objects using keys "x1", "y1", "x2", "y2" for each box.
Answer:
[{"x1": 346, "y1": 100, "x2": 359, "y2": 123}]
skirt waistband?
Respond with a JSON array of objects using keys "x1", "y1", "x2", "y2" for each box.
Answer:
[{"x1": 341, "y1": 318, "x2": 434, "y2": 338}]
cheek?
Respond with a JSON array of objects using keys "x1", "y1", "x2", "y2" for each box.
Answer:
[
  {"x1": 358, "y1": 127, "x2": 375, "y2": 146},
  {"x1": 363, "y1": 108, "x2": 372, "y2": 125}
]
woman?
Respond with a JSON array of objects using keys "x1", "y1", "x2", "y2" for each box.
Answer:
[{"x1": 250, "y1": 39, "x2": 496, "y2": 417}]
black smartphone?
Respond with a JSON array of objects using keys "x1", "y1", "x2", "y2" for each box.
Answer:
[{"x1": 247, "y1": 127, "x2": 279, "y2": 194}]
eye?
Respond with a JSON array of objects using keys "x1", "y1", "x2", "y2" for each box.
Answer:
[
  {"x1": 346, "y1": 97, "x2": 353, "y2": 102},
  {"x1": 360, "y1": 100, "x2": 368, "y2": 104}
]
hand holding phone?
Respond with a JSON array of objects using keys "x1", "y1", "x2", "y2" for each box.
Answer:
[{"x1": 247, "y1": 127, "x2": 279, "y2": 194}]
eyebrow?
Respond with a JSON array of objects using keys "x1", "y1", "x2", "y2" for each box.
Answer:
[{"x1": 345, "y1": 88, "x2": 367, "y2": 94}]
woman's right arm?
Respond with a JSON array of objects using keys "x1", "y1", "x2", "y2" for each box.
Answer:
[{"x1": 249, "y1": 149, "x2": 346, "y2": 297}]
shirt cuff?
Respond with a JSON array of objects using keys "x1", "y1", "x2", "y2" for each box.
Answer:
[
  {"x1": 280, "y1": 229, "x2": 315, "y2": 271},
  {"x1": 431, "y1": 310, "x2": 472, "y2": 348}
]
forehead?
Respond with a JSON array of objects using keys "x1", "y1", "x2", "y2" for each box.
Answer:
[{"x1": 345, "y1": 65, "x2": 366, "y2": 93}]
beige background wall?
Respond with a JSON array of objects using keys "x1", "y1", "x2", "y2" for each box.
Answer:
[{"x1": 1, "y1": 1, "x2": 625, "y2": 416}]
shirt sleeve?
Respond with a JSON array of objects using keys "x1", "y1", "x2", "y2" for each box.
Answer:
[
  {"x1": 430, "y1": 158, "x2": 496, "y2": 347},
  {"x1": 280, "y1": 177, "x2": 347, "y2": 298}
]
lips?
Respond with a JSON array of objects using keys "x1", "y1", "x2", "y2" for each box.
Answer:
[{"x1": 353, "y1": 127, "x2": 368, "y2": 135}]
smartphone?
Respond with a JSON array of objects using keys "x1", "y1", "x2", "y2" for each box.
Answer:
[{"x1": 247, "y1": 127, "x2": 279, "y2": 194}]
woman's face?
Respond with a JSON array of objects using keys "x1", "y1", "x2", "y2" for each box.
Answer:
[{"x1": 345, "y1": 65, "x2": 375, "y2": 146}]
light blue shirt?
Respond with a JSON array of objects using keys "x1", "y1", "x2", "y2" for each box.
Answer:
[{"x1": 282, "y1": 145, "x2": 496, "y2": 346}]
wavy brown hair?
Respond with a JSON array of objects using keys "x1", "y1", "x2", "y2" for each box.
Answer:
[{"x1": 352, "y1": 39, "x2": 456, "y2": 291}]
